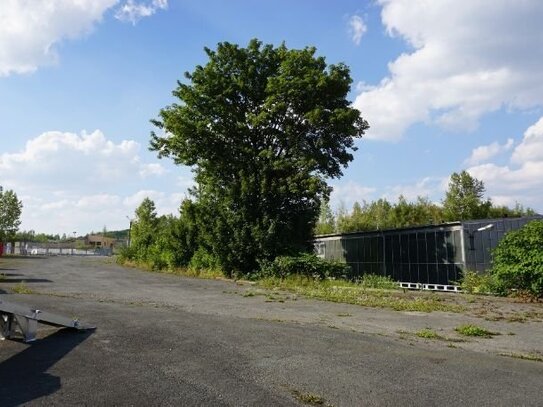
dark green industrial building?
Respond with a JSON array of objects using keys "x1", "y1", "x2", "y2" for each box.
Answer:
[{"x1": 314, "y1": 216, "x2": 542, "y2": 286}]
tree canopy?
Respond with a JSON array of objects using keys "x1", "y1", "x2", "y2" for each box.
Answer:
[
  {"x1": 443, "y1": 171, "x2": 492, "y2": 221},
  {"x1": 150, "y1": 39, "x2": 368, "y2": 275},
  {"x1": 0, "y1": 187, "x2": 23, "y2": 242}
]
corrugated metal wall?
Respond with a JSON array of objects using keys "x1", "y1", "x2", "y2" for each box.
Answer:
[
  {"x1": 315, "y1": 225, "x2": 464, "y2": 284},
  {"x1": 314, "y1": 216, "x2": 542, "y2": 284},
  {"x1": 462, "y1": 216, "x2": 542, "y2": 272}
]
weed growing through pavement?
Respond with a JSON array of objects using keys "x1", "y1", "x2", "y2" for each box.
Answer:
[
  {"x1": 499, "y1": 352, "x2": 543, "y2": 362},
  {"x1": 290, "y1": 389, "x2": 332, "y2": 406},
  {"x1": 455, "y1": 324, "x2": 499, "y2": 338},
  {"x1": 415, "y1": 328, "x2": 443, "y2": 339},
  {"x1": 11, "y1": 282, "x2": 34, "y2": 294}
]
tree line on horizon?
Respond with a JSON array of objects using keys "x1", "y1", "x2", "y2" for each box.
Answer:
[{"x1": 316, "y1": 170, "x2": 536, "y2": 235}]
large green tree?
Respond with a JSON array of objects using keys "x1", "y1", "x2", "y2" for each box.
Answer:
[
  {"x1": 150, "y1": 39, "x2": 368, "y2": 275},
  {"x1": 443, "y1": 171, "x2": 491, "y2": 221},
  {"x1": 0, "y1": 187, "x2": 23, "y2": 243}
]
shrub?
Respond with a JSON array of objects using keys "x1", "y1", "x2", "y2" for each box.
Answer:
[
  {"x1": 116, "y1": 245, "x2": 136, "y2": 264},
  {"x1": 491, "y1": 220, "x2": 543, "y2": 298},
  {"x1": 459, "y1": 270, "x2": 501, "y2": 295},
  {"x1": 189, "y1": 247, "x2": 220, "y2": 271},
  {"x1": 259, "y1": 253, "x2": 351, "y2": 280},
  {"x1": 357, "y1": 273, "x2": 398, "y2": 289}
]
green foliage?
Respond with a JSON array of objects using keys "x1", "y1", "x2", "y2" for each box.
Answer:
[
  {"x1": 455, "y1": 324, "x2": 498, "y2": 338},
  {"x1": 189, "y1": 247, "x2": 220, "y2": 271},
  {"x1": 259, "y1": 253, "x2": 351, "y2": 280},
  {"x1": 12, "y1": 282, "x2": 33, "y2": 294},
  {"x1": 357, "y1": 273, "x2": 398, "y2": 289},
  {"x1": 150, "y1": 39, "x2": 368, "y2": 276},
  {"x1": 318, "y1": 195, "x2": 444, "y2": 234},
  {"x1": 315, "y1": 172, "x2": 534, "y2": 235},
  {"x1": 258, "y1": 275, "x2": 464, "y2": 313},
  {"x1": 314, "y1": 200, "x2": 335, "y2": 235},
  {"x1": 0, "y1": 187, "x2": 23, "y2": 242},
  {"x1": 415, "y1": 328, "x2": 442, "y2": 339},
  {"x1": 490, "y1": 220, "x2": 543, "y2": 298},
  {"x1": 120, "y1": 198, "x2": 201, "y2": 271},
  {"x1": 130, "y1": 197, "x2": 158, "y2": 260},
  {"x1": 443, "y1": 171, "x2": 492, "y2": 221},
  {"x1": 459, "y1": 270, "x2": 501, "y2": 295},
  {"x1": 487, "y1": 202, "x2": 535, "y2": 218}
]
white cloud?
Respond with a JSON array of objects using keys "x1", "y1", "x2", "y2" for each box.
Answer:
[
  {"x1": 464, "y1": 138, "x2": 514, "y2": 166},
  {"x1": 354, "y1": 0, "x2": 543, "y2": 140},
  {"x1": 511, "y1": 117, "x2": 543, "y2": 164},
  {"x1": 139, "y1": 163, "x2": 167, "y2": 177},
  {"x1": 466, "y1": 117, "x2": 543, "y2": 211},
  {"x1": 122, "y1": 189, "x2": 181, "y2": 216},
  {"x1": 0, "y1": 0, "x2": 169, "y2": 76},
  {"x1": 0, "y1": 130, "x2": 156, "y2": 191},
  {"x1": 0, "y1": 0, "x2": 118, "y2": 76},
  {"x1": 384, "y1": 176, "x2": 446, "y2": 202},
  {"x1": 330, "y1": 181, "x2": 376, "y2": 209},
  {"x1": 348, "y1": 15, "x2": 367, "y2": 46},
  {"x1": 115, "y1": 0, "x2": 168, "y2": 25},
  {"x1": 0, "y1": 129, "x2": 191, "y2": 234}
]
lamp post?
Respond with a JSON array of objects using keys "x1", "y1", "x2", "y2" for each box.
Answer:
[
  {"x1": 72, "y1": 231, "x2": 76, "y2": 255},
  {"x1": 126, "y1": 216, "x2": 133, "y2": 247}
]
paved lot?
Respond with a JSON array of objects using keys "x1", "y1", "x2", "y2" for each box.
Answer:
[{"x1": 1, "y1": 256, "x2": 542, "y2": 406}]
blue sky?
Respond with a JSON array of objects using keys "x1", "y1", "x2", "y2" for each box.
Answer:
[{"x1": 1, "y1": 0, "x2": 543, "y2": 235}]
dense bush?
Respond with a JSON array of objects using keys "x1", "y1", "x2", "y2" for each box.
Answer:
[
  {"x1": 259, "y1": 253, "x2": 351, "y2": 280},
  {"x1": 459, "y1": 270, "x2": 501, "y2": 295},
  {"x1": 491, "y1": 220, "x2": 543, "y2": 298},
  {"x1": 119, "y1": 199, "x2": 200, "y2": 271},
  {"x1": 188, "y1": 247, "x2": 220, "y2": 271}
]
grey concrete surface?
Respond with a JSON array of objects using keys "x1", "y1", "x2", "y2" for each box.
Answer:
[{"x1": 0, "y1": 256, "x2": 542, "y2": 406}]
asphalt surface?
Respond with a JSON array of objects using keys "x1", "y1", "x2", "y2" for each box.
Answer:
[{"x1": 0, "y1": 256, "x2": 542, "y2": 406}]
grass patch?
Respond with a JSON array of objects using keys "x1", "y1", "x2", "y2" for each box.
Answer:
[
  {"x1": 11, "y1": 282, "x2": 34, "y2": 294},
  {"x1": 356, "y1": 274, "x2": 398, "y2": 290},
  {"x1": 290, "y1": 389, "x2": 332, "y2": 406},
  {"x1": 455, "y1": 324, "x2": 499, "y2": 338},
  {"x1": 499, "y1": 352, "x2": 543, "y2": 362},
  {"x1": 258, "y1": 276, "x2": 464, "y2": 313},
  {"x1": 117, "y1": 258, "x2": 223, "y2": 279},
  {"x1": 415, "y1": 328, "x2": 443, "y2": 339}
]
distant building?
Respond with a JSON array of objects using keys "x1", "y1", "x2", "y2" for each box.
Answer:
[
  {"x1": 85, "y1": 235, "x2": 115, "y2": 250},
  {"x1": 314, "y1": 216, "x2": 542, "y2": 285}
]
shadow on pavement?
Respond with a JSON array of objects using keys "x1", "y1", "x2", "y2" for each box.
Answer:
[
  {"x1": 0, "y1": 278, "x2": 52, "y2": 283},
  {"x1": 0, "y1": 329, "x2": 93, "y2": 406}
]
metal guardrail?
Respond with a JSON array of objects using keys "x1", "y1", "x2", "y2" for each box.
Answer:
[{"x1": 0, "y1": 299, "x2": 95, "y2": 342}]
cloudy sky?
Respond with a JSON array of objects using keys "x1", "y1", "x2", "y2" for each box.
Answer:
[{"x1": 1, "y1": 0, "x2": 543, "y2": 235}]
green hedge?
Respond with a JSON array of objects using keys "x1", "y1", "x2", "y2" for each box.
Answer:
[
  {"x1": 491, "y1": 220, "x2": 543, "y2": 298},
  {"x1": 259, "y1": 253, "x2": 351, "y2": 280}
]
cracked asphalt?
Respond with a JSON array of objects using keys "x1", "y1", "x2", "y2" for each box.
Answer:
[{"x1": 1, "y1": 256, "x2": 542, "y2": 406}]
